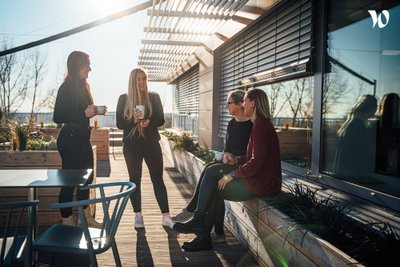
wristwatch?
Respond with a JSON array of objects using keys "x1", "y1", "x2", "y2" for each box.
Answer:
[{"x1": 230, "y1": 170, "x2": 236, "y2": 179}]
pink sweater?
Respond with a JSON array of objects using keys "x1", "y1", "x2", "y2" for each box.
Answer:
[{"x1": 234, "y1": 116, "x2": 282, "y2": 197}]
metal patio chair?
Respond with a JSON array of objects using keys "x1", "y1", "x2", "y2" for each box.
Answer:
[
  {"x1": 32, "y1": 182, "x2": 135, "y2": 267},
  {"x1": 0, "y1": 200, "x2": 39, "y2": 267}
]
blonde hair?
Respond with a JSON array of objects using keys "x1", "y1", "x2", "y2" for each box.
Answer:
[
  {"x1": 124, "y1": 68, "x2": 153, "y2": 137},
  {"x1": 245, "y1": 88, "x2": 271, "y2": 122}
]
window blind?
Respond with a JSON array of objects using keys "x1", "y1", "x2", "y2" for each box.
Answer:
[{"x1": 218, "y1": 0, "x2": 313, "y2": 138}]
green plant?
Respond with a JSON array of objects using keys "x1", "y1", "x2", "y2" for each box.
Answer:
[
  {"x1": 8, "y1": 119, "x2": 45, "y2": 151},
  {"x1": 272, "y1": 181, "x2": 350, "y2": 241},
  {"x1": 161, "y1": 130, "x2": 179, "y2": 142},
  {"x1": 172, "y1": 132, "x2": 197, "y2": 152},
  {"x1": 15, "y1": 123, "x2": 29, "y2": 151},
  {"x1": 268, "y1": 180, "x2": 400, "y2": 265},
  {"x1": 45, "y1": 123, "x2": 57, "y2": 129},
  {"x1": 162, "y1": 130, "x2": 214, "y2": 163},
  {"x1": 26, "y1": 136, "x2": 57, "y2": 150},
  {"x1": 194, "y1": 147, "x2": 215, "y2": 164}
]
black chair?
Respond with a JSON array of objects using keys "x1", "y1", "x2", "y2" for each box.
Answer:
[
  {"x1": 32, "y1": 182, "x2": 135, "y2": 267},
  {"x1": 0, "y1": 200, "x2": 39, "y2": 267}
]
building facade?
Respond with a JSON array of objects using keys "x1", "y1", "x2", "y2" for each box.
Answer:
[{"x1": 166, "y1": 0, "x2": 400, "y2": 223}]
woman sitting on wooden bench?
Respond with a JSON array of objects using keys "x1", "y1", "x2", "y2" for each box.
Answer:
[{"x1": 173, "y1": 88, "x2": 282, "y2": 251}]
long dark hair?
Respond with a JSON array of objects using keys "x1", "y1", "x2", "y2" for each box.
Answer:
[{"x1": 65, "y1": 51, "x2": 93, "y2": 104}]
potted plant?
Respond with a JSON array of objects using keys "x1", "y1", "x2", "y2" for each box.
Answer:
[
  {"x1": 0, "y1": 119, "x2": 98, "y2": 226},
  {"x1": 160, "y1": 130, "x2": 214, "y2": 187}
]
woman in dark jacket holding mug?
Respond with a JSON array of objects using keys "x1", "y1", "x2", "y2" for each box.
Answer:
[{"x1": 54, "y1": 50, "x2": 106, "y2": 227}]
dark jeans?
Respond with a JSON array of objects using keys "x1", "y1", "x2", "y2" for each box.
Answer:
[
  {"x1": 186, "y1": 161, "x2": 225, "y2": 234},
  {"x1": 57, "y1": 126, "x2": 94, "y2": 218},
  {"x1": 197, "y1": 163, "x2": 255, "y2": 232},
  {"x1": 123, "y1": 140, "x2": 169, "y2": 213}
]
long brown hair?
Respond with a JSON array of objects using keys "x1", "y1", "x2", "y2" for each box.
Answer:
[
  {"x1": 65, "y1": 50, "x2": 93, "y2": 104},
  {"x1": 338, "y1": 94, "x2": 377, "y2": 137},
  {"x1": 124, "y1": 68, "x2": 153, "y2": 137},
  {"x1": 245, "y1": 88, "x2": 271, "y2": 122}
]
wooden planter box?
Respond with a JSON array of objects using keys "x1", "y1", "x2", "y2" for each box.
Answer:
[
  {"x1": 40, "y1": 127, "x2": 109, "y2": 160},
  {"x1": 90, "y1": 128, "x2": 109, "y2": 160},
  {"x1": 160, "y1": 134, "x2": 362, "y2": 266},
  {"x1": 224, "y1": 198, "x2": 363, "y2": 266},
  {"x1": 159, "y1": 135, "x2": 205, "y2": 188},
  {"x1": 0, "y1": 146, "x2": 97, "y2": 227}
]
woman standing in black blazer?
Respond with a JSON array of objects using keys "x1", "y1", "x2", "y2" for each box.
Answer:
[
  {"x1": 54, "y1": 50, "x2": 105, "y2": 227},
  {"x1": 116, "y1": 68, "x2": 172, "y2": 229}
]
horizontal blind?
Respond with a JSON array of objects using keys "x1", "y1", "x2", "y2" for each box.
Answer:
[
  {"x1": 218, "y1": 0, "x2": 313, "y2": 138},
  {"x1": 174, "y1": 65, "x2": 199, "y2": 116}
]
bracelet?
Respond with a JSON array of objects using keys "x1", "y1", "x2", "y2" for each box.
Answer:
[{"x1": 230, "y1": 170, "x2": 236, "y2": 179}]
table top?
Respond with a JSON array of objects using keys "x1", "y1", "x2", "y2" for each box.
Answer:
[{"x1": 0, "y1": 169, "x2": 92, "y2": 188}]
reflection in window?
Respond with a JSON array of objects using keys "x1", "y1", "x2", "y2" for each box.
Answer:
[
  {"x1": 259, "y1": 77, "x2": 313, "y2": 169},
  {"x1": 321, "y1": 1, "x2": 400, "y2": 198}
]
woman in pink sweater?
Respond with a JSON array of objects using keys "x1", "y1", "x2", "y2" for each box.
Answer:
[{"x1": 173, "y1": 88, "x2": 282, "y2": 251}]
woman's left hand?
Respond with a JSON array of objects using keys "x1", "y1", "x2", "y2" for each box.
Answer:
[
  {"x1": 140, "y1": 119, "x2": 150, "y2": 128},
  {"x1": 218, "y1": 174, "x2": 233, "y2": 190}
]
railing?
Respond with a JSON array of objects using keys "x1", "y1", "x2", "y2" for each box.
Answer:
[
  {"x1": 9, "y1": 112, "x2": 173, "y2": 129},
  {"x1": 171, "y1": 113, "x2": 198, "y2": 136}
]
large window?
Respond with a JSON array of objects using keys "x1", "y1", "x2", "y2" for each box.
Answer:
[{"x1": 321, "y1": 1, "x2": 400, "y2": 198}]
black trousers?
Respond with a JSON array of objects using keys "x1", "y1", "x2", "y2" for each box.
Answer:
[
  {"x1": 186, "y1": 161, "x2": 225, "y2": 234},
  {"x1": 57, "y1": 125, "x2": 94, "y2": 218},
  {"x1": 197, "y1": 163, "x2": 255, "y2": 233},
  {"x1": 123, "y1": 140, "x2": 169, "y2": 213}
]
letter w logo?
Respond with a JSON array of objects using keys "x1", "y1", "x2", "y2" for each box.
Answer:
[{"x1": 368, "y1": 10, "x2": 390, "y2": 28}]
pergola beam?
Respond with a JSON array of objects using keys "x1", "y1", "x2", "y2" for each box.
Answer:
[
  {"x1": 144, "y1": 27, "x2": 213, "y2": 37},
  {"x1": 139, "y1": 49, "x2": 192, "y2": 55},
  {"x1": 147, "y1": 10, "x2": 225, "y2": 20},
  {"x1": 141, "y1": 39, "x2": 202, "y2": 46}
]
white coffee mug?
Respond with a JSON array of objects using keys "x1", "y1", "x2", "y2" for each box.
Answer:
[
  {"x1": 214, "y1": 151, "x2": 224, "y2": 161},
  {"x1": 135, "y1": 105, "x2": 145, "y2": 119},
  {"x1": 97, "y1": 105, "x2": 107, "y2": 115}
]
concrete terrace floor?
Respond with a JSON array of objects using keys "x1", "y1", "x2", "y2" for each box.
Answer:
[{"x1": 39, "y1": 146, "x2": 259, "y2": 267}]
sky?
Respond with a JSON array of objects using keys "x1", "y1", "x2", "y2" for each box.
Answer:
[{"x1": 0, "y1": 0, "x2": 173, "y2": 112}]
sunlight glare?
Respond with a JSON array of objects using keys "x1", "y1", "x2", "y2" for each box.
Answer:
[{"x1": 85, "y1": 0, "x2": 127, "y2": 16}]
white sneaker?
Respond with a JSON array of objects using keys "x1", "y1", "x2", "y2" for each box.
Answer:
[
  {"x1": 134, "y1": 213, "x2": 144, "y2": 228},
  {"x1": 162, "y1": 215, "x2": 174, "y2": 229},
  {"x1": 61, "y1": 215, "x2": 75, "y2": 226},
  {"x1": 171, "y1": 208, "x2": 194, "y2": 222}
]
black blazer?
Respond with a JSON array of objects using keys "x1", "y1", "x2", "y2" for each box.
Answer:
[{"x1": 116, "y1": 92, "x2": 165, "y2": 143}]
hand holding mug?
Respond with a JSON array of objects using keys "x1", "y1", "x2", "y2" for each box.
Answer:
[
  {"x1": 223, "y1": 152, "x2": 237, "y2": 165},
  {"x1": 85, "y1": 104, "x2": 97, "y2": 118},
  {"x1": 134, "y1": 110, "x2": 142, "y2": 124},
  {"x1": 135, "y1": 105, "x2": 145, "y2": 119}
]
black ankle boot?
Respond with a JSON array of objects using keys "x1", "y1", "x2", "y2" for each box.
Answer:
[
  {"x1": 182, "y1": 234, "x2": 212, "y2": 252},
  {"x1": 173, "y1": 211, "x2": 207, "y2": 234}
]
